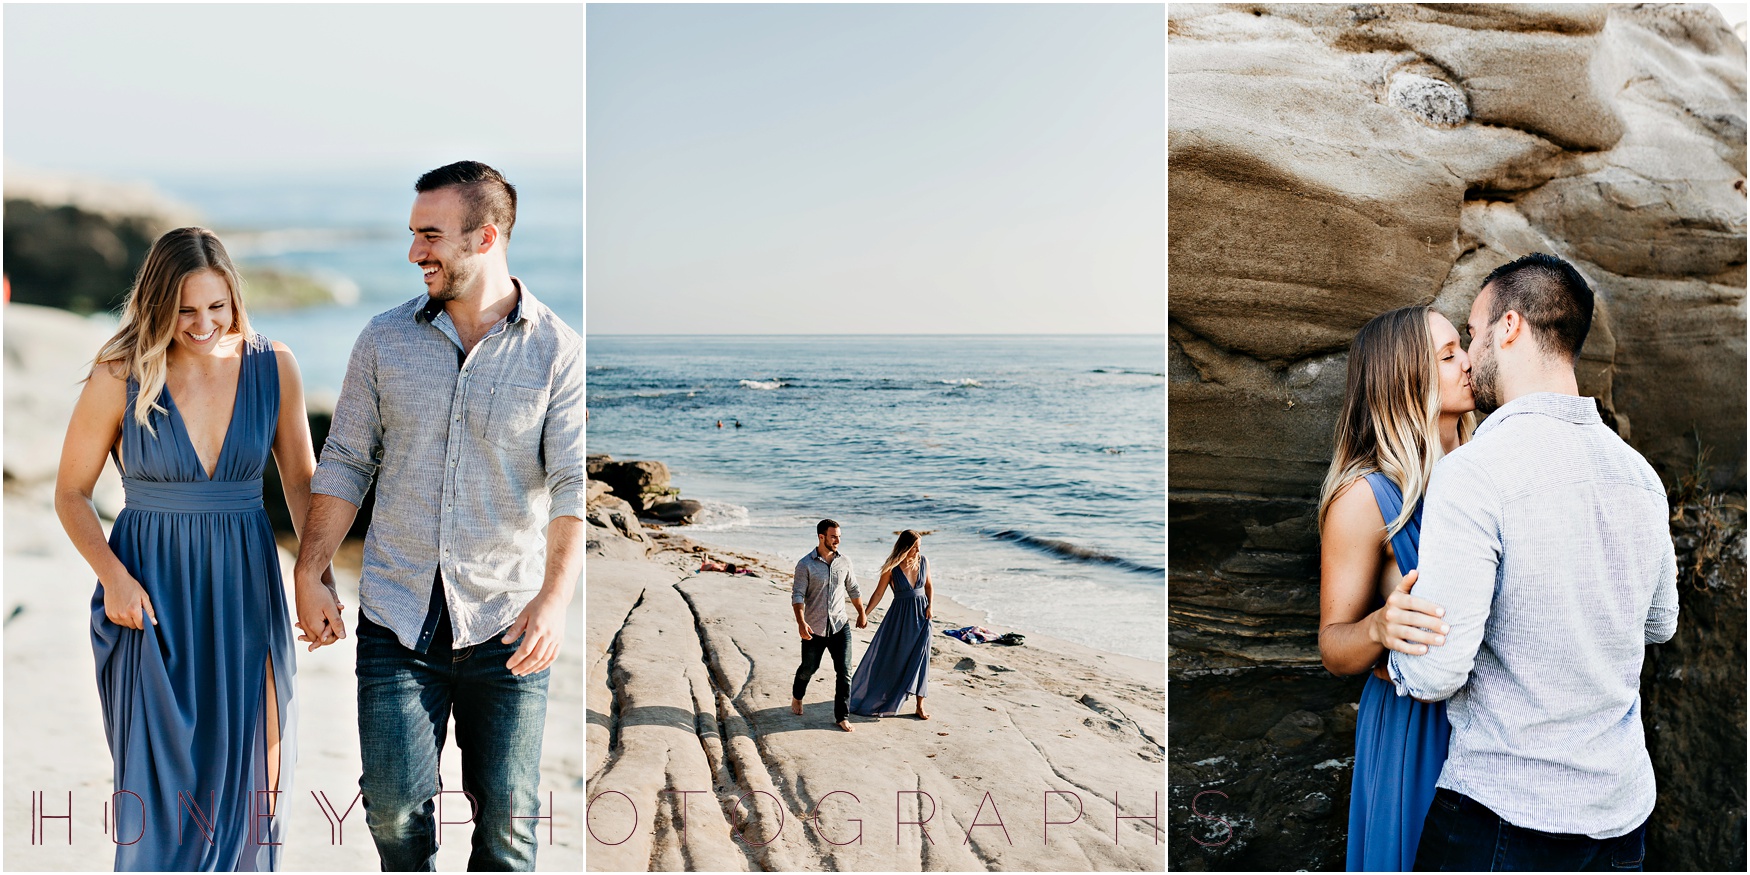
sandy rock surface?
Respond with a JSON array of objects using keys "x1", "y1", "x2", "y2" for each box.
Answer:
[{"x1": 587, "y1": 540, "x2": 1165, "y2": 871}]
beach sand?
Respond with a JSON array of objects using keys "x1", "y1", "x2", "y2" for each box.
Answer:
[
  {"x1": 2, "y1": 481, "x2": 584, "y2": 871},
  {"x1": 586, "y1": 528, "x2": 1165, "y2": 871}
]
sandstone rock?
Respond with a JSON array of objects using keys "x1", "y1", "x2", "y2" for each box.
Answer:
[
  {"x1": 648, "y1": 499, "x2": 704, "y2": 525},
  {"x1": 1640, "y1": 497, "x2": 1747, "y2": 871},
  {"x1": 586, "y1": 478, "x2": 613, "y2": 506},
  {"x1": 588, "y1": 456, "x2": 675, "y2": 511}
]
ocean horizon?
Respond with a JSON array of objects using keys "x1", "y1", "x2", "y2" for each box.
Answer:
[
  {"x1": 587, "y1": 333, "x2": 1166, "y2": 662},
  {"x1": 134, "y1": 167, "x2": 582, "y2": 395}
]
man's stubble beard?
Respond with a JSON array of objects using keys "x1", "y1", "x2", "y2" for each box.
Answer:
[
  {"x1": 429, "y1": 255, "x2": 481, "y2": 303},
  {"x1": 1471, "y1": 342, "x2": 1501, "y2": 415}
]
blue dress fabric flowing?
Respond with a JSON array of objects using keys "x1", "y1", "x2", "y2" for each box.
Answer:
[
  {"x1": 1345, "y1": 472, "x2": 1450, "y2": 871},
  {"x1": 90, "y1": 334, "x2": 297, "y2": 871},
  {"x1": 846, "y1": 556, "x2": 931, "y2": 717}
]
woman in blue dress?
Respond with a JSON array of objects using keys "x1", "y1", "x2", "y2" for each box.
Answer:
[
  {"x1": 847, "y1": 529, "x2": 933, "y2": 720},
  {"x1": 1317, "y1": 305, "x2": 1477, "y2": 871},
  {"x1": 55, "y1": 227, "x2": 335, "y2": 871}
]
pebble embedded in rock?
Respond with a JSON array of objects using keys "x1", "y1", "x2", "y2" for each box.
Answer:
[{"x1": 1387, "y1": 72, "x2": 1470, "y2": 127}]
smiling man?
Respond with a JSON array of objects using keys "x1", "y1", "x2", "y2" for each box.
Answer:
[{"x1": 291, "y1": 161, "x2": 585, "y2": 870}]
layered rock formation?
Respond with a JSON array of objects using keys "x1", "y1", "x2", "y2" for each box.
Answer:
[{"x1": 1169, "y1": 5, "x2": 1745, "y2": 870}]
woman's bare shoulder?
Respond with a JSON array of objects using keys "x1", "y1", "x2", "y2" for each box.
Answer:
[
  {"x1": 87, "y1": 356, "x2": 130, "y2": 388},
  {"x1": 1324, "y1": 477, "x2": 1385, "y2": 538}
]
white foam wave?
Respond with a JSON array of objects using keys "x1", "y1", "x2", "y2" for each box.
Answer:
[
  {"x1": 739, "y1": 379, "x2": 784, "y2": 390},
  {"x1": 939, "y1": 379, "x2": 983, "y2": 388},
  {"x1": 688, "y1": 499, "x2": 752, "y2": 531}
]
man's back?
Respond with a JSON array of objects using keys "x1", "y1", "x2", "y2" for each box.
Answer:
[{"x1": 1389, "y1": 392, "x2": 1678, "y2": 839}]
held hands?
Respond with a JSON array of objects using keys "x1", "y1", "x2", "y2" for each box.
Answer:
[
  {"x1": 1369, "y1": 569, "x2": 1448, "y2": 657},
  {"x1": 855, "y1": 611, "x2": 868, "y2": 629},
  {"x1": 503, "y1": 591, "x2": 567, "y2": 677},
  {"x1": 294, "y1": 568, "x2": 346, "y2": 652},
  {"x1": 102, "y1": 571, "x2": 157, "y2": 631}
]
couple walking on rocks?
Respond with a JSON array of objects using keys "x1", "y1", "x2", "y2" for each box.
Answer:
[
  {"x1": 58, "y1": 161, "x2": 583, "y2": 871},
  {"x1": 791, "y1": 520, "x2": 933, "y2": 730}
]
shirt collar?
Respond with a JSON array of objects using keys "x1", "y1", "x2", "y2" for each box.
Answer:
[
  {"x1": 1473, "y1": 391, "x2": 1602, "y2": 438},
  {"x1": 415, "y1": 276, "x2": 529, "y2": 325}
]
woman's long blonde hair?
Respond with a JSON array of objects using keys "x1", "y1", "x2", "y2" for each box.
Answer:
[
  {"x1": 1318, "y1": 306, "x2": 1476, "y2": 537},
  {"x1": 94, "y1": 227, "x2": 252, "y2": 433},
  {"x1": 880, "y1": 529, "x2": 924, "y2": 579}
]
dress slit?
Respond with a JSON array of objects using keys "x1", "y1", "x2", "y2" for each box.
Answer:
[{"x1": 263, "y1": 658, "x2": 280, "y2": 816}]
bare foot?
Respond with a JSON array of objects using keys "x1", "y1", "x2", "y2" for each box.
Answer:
[
  {"x1": 791, "y1": 697, "x2": 804, "y2": 716},
  {"x1": 916, "y1": 704, "x2": 930, "y2": 720},
  {"x1": 837, "y1": 719, "x2": 854, "y2": 732}
]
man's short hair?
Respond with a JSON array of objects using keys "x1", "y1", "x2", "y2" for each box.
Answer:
[
  {"x1": 1479, "y1": 252, "x2": 1594, "y2": 361},
  {"x1": 817, "y1": 519, "x2": 839, "y2": 536},
  {"x1": 415, "y1": 161, "x2": 517, "y2": 238}
]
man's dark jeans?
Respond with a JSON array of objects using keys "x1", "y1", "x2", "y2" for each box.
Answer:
[
  {"x1": 356, "y1": 612, "x2": 550, "y2": 871},
  {"x1": 1415, "y1": 788, "x2": 1648, "y2": 871},
  {"x1": 792, "y1": 625, "x2": 852, "y2": 723}
]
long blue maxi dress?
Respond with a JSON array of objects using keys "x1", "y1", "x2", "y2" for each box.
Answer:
[
  {"x1": 91, "y1": 334, "x2": 297, "y2": 871},
  {"x1": 846, "y1": 556, "x2": 931, "y2": 717},
  {"x1": 1345, "y1": 472, "x2": 1450, "y2": 871}
]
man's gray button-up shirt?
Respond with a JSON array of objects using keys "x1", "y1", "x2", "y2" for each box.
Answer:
[
  {"x1": 311, "y1": 280, "x2": 585, "y2": 650},
  {"x1": 1388, "y1": 392, "x2": 1678, "y2": 840},
  {"x1": 792, "y1": 549, "x2": 861, "y2": 635}
]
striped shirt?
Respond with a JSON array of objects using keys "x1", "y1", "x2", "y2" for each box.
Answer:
[
  {"x1": 1388, "y1": 392, "x2": 1679, "y2": 839},
  {"x1": 312, "y1": 280, "x2": 586, "y2": 649}
]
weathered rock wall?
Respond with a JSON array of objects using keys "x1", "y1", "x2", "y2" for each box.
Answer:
[{"x1": 1169, "y1": 4, "x2": 1746, "y2": 869}]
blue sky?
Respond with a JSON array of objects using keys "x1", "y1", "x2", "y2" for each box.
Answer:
[
  {"x1": 587, "y1": 4, "x2": 1165, "y2": 334},
  {"x1": 4, "y1": 4, "x2": 582, "y2": 176}
]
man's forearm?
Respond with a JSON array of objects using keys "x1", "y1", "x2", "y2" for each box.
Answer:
[
  {"x1": 539, "y1": 515, "x2": 583, "y2": 602},
  {"x1": 294, "y1": 493, "x2": 360, "y2": 582}
]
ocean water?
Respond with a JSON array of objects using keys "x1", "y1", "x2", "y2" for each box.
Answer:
[
  {"x1": 587, "y1": 335, "x2": 1166, "y2": 662},
  {"x1": 146, "y1": 167, "x2": 582, "y2": 394}
]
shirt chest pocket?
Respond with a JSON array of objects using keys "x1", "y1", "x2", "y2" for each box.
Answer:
[{"x1": 470, "y1": 380, "x2": 548, "y2": 449}]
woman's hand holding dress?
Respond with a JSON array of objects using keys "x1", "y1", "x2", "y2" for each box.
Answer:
[{"x1": 100, "y1": 569, "x2": 157, "y2": 630}]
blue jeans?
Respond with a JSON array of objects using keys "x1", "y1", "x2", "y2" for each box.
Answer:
[
  {"x1": 355, "y1": 611, "x2": 550, "y2": 871},
  {"x1": 1414, "y1": 788, "x2": 1648, "y2": 871}
]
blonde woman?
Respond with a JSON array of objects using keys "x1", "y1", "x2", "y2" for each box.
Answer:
[
  {"x1": 847, "y1": 529, "x2": 933, "y2": 720},
  {"x1": 1318, "y1": 305, "x2": 1476, "y2": 871},
  {"x1": 55, "y1": 227, "x2": 332, "y2": 871}
]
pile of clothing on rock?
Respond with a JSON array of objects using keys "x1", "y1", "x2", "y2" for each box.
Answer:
[{"x1": 943, "y1": 625, "x2": 1025, "y2": 646}]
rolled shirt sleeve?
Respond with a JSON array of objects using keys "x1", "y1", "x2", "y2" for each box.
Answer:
[
  {"x1": 311, "y1": 327, "x2": 383, "y2": 507},
  {"x1": 1388, "y1": 453, "x2": 1501, "y2": 702},
  {"x1": 543, "y1": 339, "x2": 586, "y2": 522},
  {"x1": 792, "y1": 559, "x2": 810, "y2": 606},
  {"x1": 1645, "y1": 535, "x2": 1680, "y2": 643}
]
